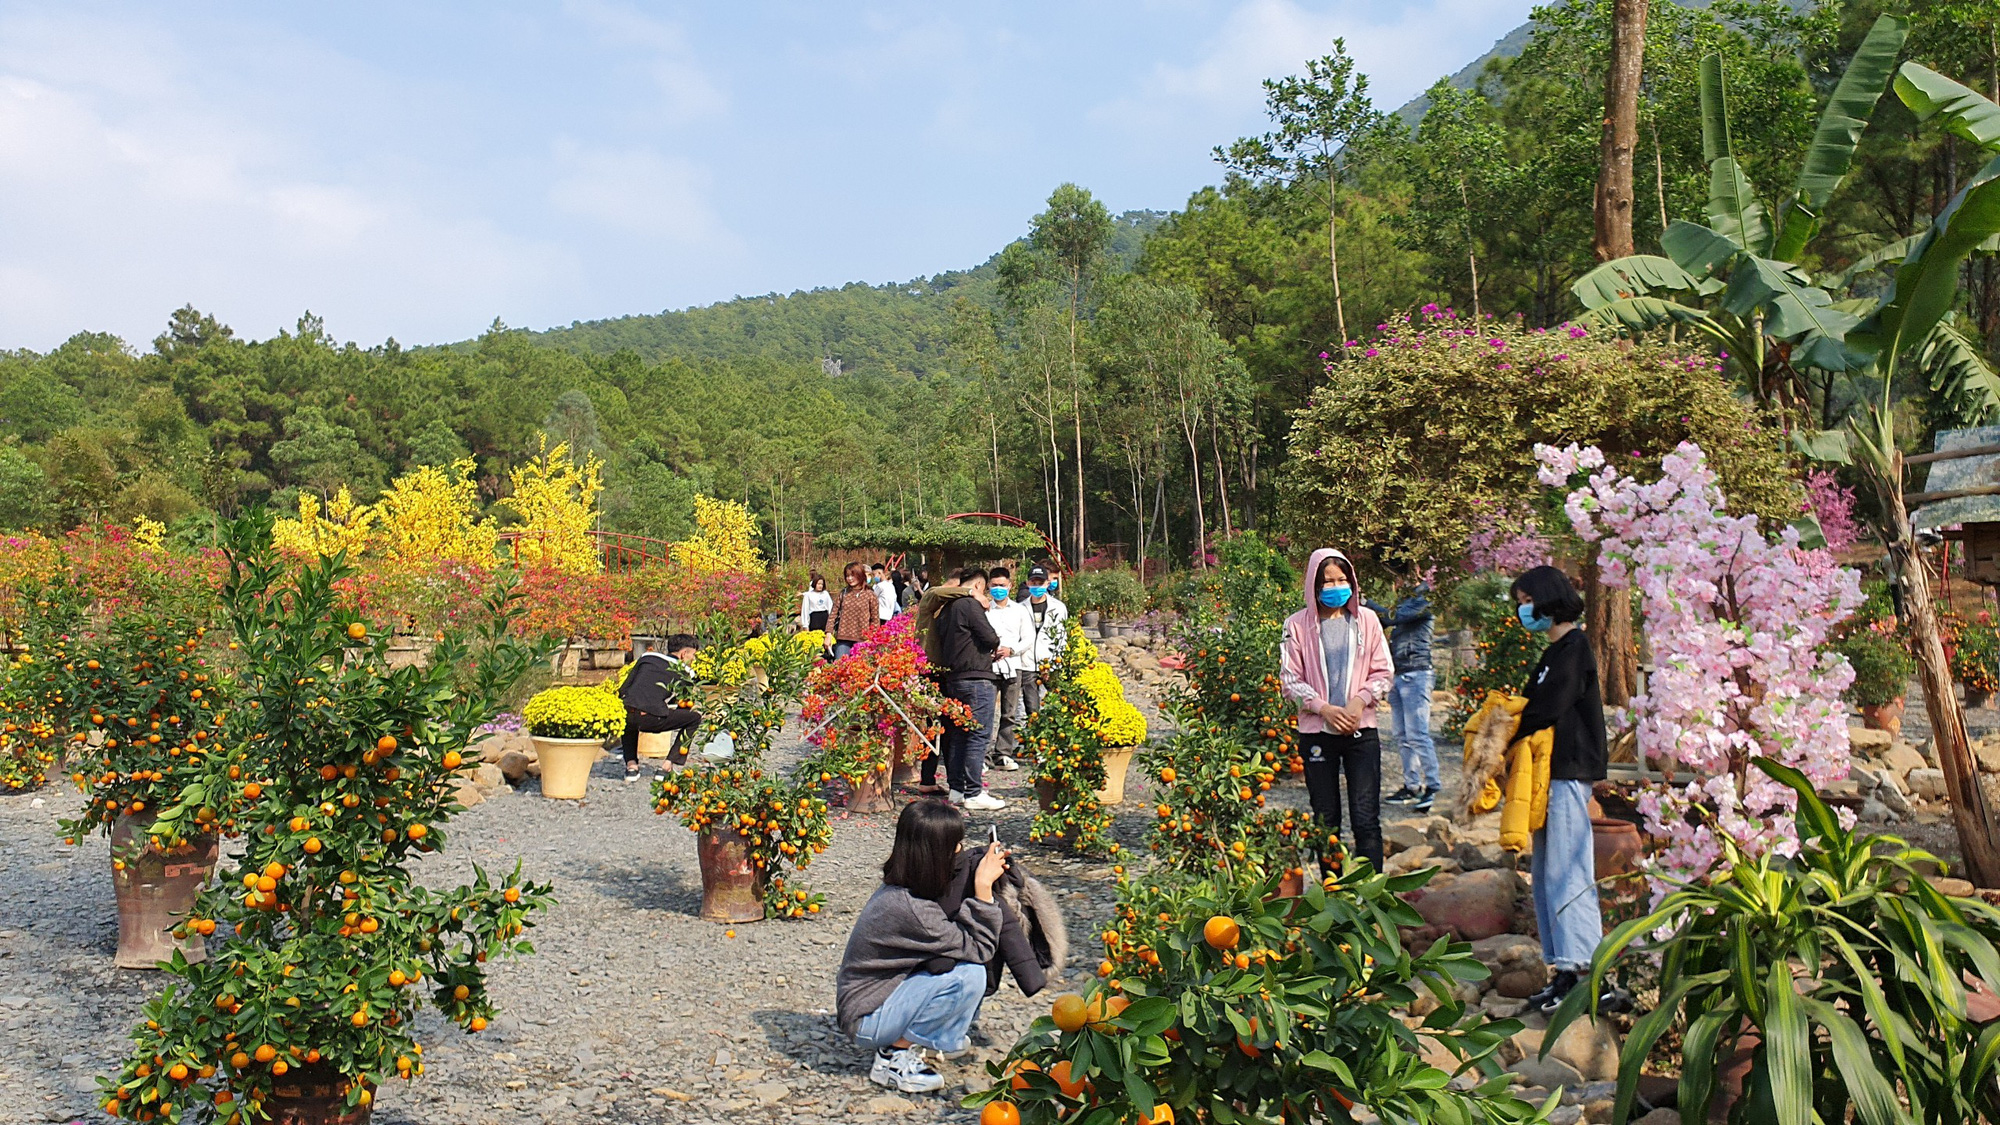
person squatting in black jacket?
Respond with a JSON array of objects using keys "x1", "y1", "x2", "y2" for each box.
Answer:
[{"x1": 616, "y1": 634, "x2": 704, "y2": 780}]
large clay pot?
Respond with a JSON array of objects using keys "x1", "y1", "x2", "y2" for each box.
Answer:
[
  {"x1": 266, "y1": 1061, "x2": 375, "y2": 1125},
  {"x1": 1970, "y1": 688, "x2": 1995, "y2": 711},
  {"x1": 1095, "y1": 746, "x2": 1137, "y2": 806},
  {"x1": 111, "y1": 812, "x2": 218, "y2": 970},
  {"x1": 697, "y1": 827, "x2": 766, "y2": 923},
  {"x1": 845, "y1": 764, "x2": 896, "y2": 814},
  {"x1": 889, "y1": 728, "x2": 920, "y2": 788},
  {"x1": 1591, "y1": 817, "x2": 1645, "y2": 895},
  {"x1": 1269, "y1": 868, "x2": 1306, "y2": 899},
  {"x1": 531, "y1": 736, "x2": 604, "y2": 800},
  {"x1": 1860, "y1": 697, "x2": 1905, "y2": 738}
]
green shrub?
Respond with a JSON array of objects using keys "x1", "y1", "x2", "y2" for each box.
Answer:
[
  {"x1": 1063, "y1": 567, "x2": 1147, "y2": 617},
  {"x1": 1833, "y1": 626, "x2": 1914, "y2": 707}
]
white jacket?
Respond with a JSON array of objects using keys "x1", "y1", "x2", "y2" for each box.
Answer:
[
  {"x1": 874, "y1": 578, "x2": 899, "y2": 622},
  {"x1": 1023, "y1": 595, "x2": 1069, "y2": 670},
  {"x1": 986, "y1": 599, "x2": 1035, "y2": 676}
]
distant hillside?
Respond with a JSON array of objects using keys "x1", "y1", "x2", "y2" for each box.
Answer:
[{"x1": 529, "y1": 210, "x2": 1166, "y2": 379}]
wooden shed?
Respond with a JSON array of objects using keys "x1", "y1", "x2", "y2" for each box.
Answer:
[{"x1": 1911, "y1": 425, "x2": 2000, "y2": 585}]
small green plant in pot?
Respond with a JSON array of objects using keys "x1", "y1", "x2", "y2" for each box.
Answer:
[
  {"x1": 1547, "y1": 757, "x2": 2000, "y2": 1125},
  {"x1": 1950, "y1": 612, "x2": 2000, "y2": 707},
  {"x1": 1833, "y1": 623, "x2": 1915, "y2": 733}
]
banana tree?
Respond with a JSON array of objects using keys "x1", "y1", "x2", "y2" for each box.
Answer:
[
  {"x1": 1572, "y1": 16, "x2": 1908, "y2": 421},
  {"x1": 1844, "y1": 60, "x2": 2000, "y2": 887}
]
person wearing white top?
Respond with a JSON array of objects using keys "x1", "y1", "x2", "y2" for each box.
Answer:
[
  {"x1": 984, "y1": 566, "x2": 1035, "y2": 771},
  {"x1": 871, "y1": 563, "x2": 900, "y2": 622},
  {"x1": 799, "y1": 573, "x2": 834, "y2": 632},
  {"x1": 1020, "y1": 566, "x2": 1068, "y2": 720}
]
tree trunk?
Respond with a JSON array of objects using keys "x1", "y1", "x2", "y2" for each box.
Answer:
[
  {"x1": 1885, "y1": 466, "x2": 2000, "y2": 886},
  {"x1": 1594, "y1": 0, "x2": 1648, "y2": 263},
  {"x1": 1582, "y1": 550, "x2": 1636, "y2": 710},
  {"x1": 1328, "y1": 175, "x2": 1349, "y2": 348}
]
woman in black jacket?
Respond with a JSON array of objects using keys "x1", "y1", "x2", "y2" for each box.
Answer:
[{"x1": 1510, "y1": 566, "x2": 1608, "y2": 1013}]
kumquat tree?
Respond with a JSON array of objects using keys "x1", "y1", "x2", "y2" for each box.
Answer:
[{"x1": 98, "y1": 512, "x2": 553, "y2": 1123}]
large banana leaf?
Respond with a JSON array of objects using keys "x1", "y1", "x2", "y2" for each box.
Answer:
[
  {"x1": 1919, "y1": 317, "x2": 2000, "y2": 427},
  {"x1": 1577, "y1": 295, "x2": 1721, "y2": 334},
  {"x1": 1701, "y1": 54, "x2": 1774, "y2": 254},
  {"x1": 1571, "y1": 255, "x2": 1700, "y2": 308},
  {"x1": 1792, "y1": 428, "x2": 1851, "y2": 463},
  {"x1": 1873, "y1": 151, "x2": 2000, "y2": 367},
  {"x1": 1723, "y1": 256, "x2": 1861, "y2": 340},
  {"x1": 1662, "y1": 220, "x2": 1740, "y2": 283},
  {"x1": 1896, "y1": 62, "x2": 2000, "y2": 152},
  {"x1": 1775, "y1": 16, "x2": 1908, "y2": 260},
  {"x1": 1831, "y1": 232, "x2": 1927, "y2": 288}
]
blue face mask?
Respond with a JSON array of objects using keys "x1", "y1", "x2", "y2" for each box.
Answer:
[
  {"x1": 1318, "y1": 586, "x2": 1352, "y2": 609},
  {"x1": 1517, "y1": 603, "x2": 1553, "y2": 632},
  {"x1": 1028, "y1": 584, "x2": 1049, "y2": 598},
  {"x1": 990, "y1": 585, "x2": 1009, "y2": 601}
]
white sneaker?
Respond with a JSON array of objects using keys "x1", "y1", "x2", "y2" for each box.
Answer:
[
  {"x1": 946, "y1": 790, "x2": 967, "y2": 806},
  {"x1": 963, "y1": 791, "x2": 1008, "y2": 811},
  {"x1": 994, "y1": 755, "x2": 1021, "y2": 772},
  {"x1": 869, "y1": 1047, "x2": 944, "y2": 1093}
]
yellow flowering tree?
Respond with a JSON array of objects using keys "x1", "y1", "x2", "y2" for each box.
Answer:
[
  {"x1": 672, "y1": 496, "x2": 761, "y2": 573},
  {"x1": 375, "y1": 458, "x2": 498, "y2": 566},
  {"x1": 271, "y1": 487, "x2": 378, "y2": 558},
  {"x1": 505, "y1": 437, "x2": 603, "y2": 574}
]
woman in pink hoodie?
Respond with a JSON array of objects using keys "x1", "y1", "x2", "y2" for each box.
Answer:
[{"x1": 1279, "y1": 548, "x2": 1394, "y2": 870}]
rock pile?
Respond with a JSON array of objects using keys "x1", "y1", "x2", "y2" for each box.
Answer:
[{"x1": 1091, "y1": 631, "x2": 1183, "y2": 700}]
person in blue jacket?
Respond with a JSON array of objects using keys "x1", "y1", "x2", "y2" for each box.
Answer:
[{"x1": 1370, "y1": 567, "x2": 1440, "y2": 813}]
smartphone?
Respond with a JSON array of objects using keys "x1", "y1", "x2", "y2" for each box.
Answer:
[{"x1": 988, "y1": 824, "x2": 1001, "y2": 846}]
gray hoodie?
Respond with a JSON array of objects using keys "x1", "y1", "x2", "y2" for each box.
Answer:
[{"x1": 834, "y1": 885, "x2": 1002, "y2": 1036}]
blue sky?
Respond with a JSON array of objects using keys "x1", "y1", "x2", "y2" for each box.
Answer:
[{"x1": 0, "y1": 1, "x2": 1533, "y2": 352}]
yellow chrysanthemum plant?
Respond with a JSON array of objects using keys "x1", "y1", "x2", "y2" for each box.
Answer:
[
  {"x1": 505, "y1": 435, "x2": 604, "y2": 575},
  {"x1": 1022, "y1": 623, "x2": 1130, "y2": 855},
  {"x1": 375, "y1": 459, "x2": 498, "y2": 568},
  {"x1": 521, "y1": 685, "x2": 626, "y2": 741},
  {"x1": 1075, "y1": 662, "x2": 1148, "y2": 747},
  {"x1": 672, "y1": 495, "x2": 762, "y2": 573}
]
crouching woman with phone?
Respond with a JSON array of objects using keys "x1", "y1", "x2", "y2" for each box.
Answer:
[{"x1": 836, "y1": 801, "x2": 1009, "y2": 1093}]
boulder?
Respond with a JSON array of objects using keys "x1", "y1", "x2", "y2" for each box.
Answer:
[
  {"x1": 477, "y1": 730, "x2": 534, "y2": 765},
  {"x1": 1935, "y1": 876, "x2": 1976, "y2": 897},
  {"x1": 1513, "y1": 1017, "x2": 1622, "y2": 1083},
  {"x1": 1906, "y1": 767, "x2": 1948, "y2": 802},
  {"x1": 1847, "y1": 725, "x2": 1892, "y2": 755},
  {"x1": 1978, "y1": 737, "x2": 2000, "y2": 774},
  {"x1": 1383, "y1": 821, "x2": 1432, "y2": 856},
  {"x1": 1880, "y1": 742, "x2": 1927, "y2": 780},
  {"x1": 1635, "y1": 1112, "x2": 1679, "y2": 1125},
  {"x1": 468, "y1": 763, "x2": 507, "y2": 793},
  {"x1": 497, "y1": 749, "x2": 540, "y2": 782},
  {"x1": 1506, "y1": 1054, "x2": 1583, "y2": 1092},
  {"x1": 1454, "y1": 841, "x2": 1515, "y2": 872},
  {"x1": 1408, "y1": 868, "x2": 1525, "y2": 942},
  {"x1": 451, "y1": 778, "x2": 485, "y2": 809},
  {"x1": 1385, "y1": 844, "x2": 1436, "y2": 875},
  {"x1": 1468, "y1": 934, "x2": 1547, "y2": 999}
]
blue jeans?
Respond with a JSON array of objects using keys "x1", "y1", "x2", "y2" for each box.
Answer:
[
  {"x1": 1390, "y1": 669, "x2": 1439, "y2": 791},
  {"x1": 853, "y1": 963, "x2": 987, "y2": 1052},
  {"x1": 833, "y1": 641, "x2": 857, "y2": 660},
  {"x1": 1533, "y1": 779, "x2": 1605, "y2": 971},
  {"x1": 943, "y1": 677, "x2": 997, "y2": 795}
]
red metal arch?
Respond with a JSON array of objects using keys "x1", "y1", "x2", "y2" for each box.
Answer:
[{"x1": 943, "y1": 512, "x2": 1070, "y2": 575}]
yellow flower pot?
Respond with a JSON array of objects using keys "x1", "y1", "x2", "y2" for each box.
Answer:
[{"x1": 532, "y1": 736, "x2": 604, "y2": 800}]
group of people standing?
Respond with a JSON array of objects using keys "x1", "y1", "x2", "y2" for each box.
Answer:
[{"x1": 804, "y1": 559, "x2": 1070, "y2": 812}]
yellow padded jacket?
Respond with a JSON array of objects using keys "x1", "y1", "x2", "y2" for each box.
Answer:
[{"x1": 1500, "y1": 724, "x2": 1555, "y2": 853}]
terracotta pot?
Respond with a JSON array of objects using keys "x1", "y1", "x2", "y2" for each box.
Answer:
[
  {"x1": 845, "y1": 764, "x2": 896, "y2": 814},
  {"x1": 889, "y1": 727, "x2": 919, "y2": 787},
  {"x1": 697, "y1": 827, "x2": 766, "y2": 923},
  {"x1": 1860, "y1": 697, "x2": 1905, "y2": 738},
  {"x1": 1970, "y1": 688, "x2": 1995, "y2": 711},
  {"x1": 531, "y1": 736, "x2": 604, "y2": 800},
  {"x1": 1591, "y1": 817, "x2": 1645, "y2": 884},
  {"x1": 111, "y1": 812, "x2": 218, "y2": 970},
  {"x1": 1095, "y1": 745, "x2": 1137, "y2": 806},
  {"x1": 265, "y1": 1061, "x2": 375, "y2": 1125},
  {"x1": 1269, "y1": 868, "x2": 1306, "y2": 899}
]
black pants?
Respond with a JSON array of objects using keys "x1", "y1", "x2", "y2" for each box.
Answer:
[
  {"x1": 621, "y1": 707, "x2": 701, "y2": 765},
  {"x1": 1300, "y1": 728, "x2": 1383, "y2": 872}
]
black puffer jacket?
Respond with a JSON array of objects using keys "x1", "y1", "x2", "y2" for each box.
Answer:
[
  {"x1": 618, "y1": 653, "x2": 698, "y2": 717},
  {"x1": 922, "y1": 849, "x2": 1069, "y2": 996},
  {"x1": 932, "y1": 595, "x2": 1001, "y2": 682}
]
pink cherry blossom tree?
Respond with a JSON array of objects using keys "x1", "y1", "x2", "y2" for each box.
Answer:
[{"x1": 1537, "y1": 441, "x2": 1863, "y2": 896}]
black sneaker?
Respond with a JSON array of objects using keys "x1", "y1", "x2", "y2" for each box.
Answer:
[
  {"x1": 1410, "y1": 787, "x2": 1440, "y2": 814},
  {"x1": 1384, "y1": 786, "x2": 1422, "y2": 805},
  {"x1": 1597, "y1": 978, "x2": 1635, "y2": 1015},
  {"x1": 1536, "y1": 970, "x2": 1581, "y2": 1014},
  {"x1": 1524, "y1": 969, "x2": 1575, "y2": 1013}
]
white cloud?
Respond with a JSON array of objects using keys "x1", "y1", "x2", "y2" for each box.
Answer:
[
  {"x1": 1091, "y1": 0, "x2": 1530, "y2": 138},
  {"x1": 546, "y1": 143, "x2": 730, "y2": 245},
  {"x1": 561, "y1": 0, "x2": 728, "y2": 124}
]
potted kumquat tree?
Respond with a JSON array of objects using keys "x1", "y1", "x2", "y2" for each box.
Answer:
[{"x1": 100, "y1": 514, "x2": 552, "y2": 1125}]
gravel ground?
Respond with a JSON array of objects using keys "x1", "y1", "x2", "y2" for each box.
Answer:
[{"x1": 0, "y1": 693, "x2": 1451, "y2": 1125}]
